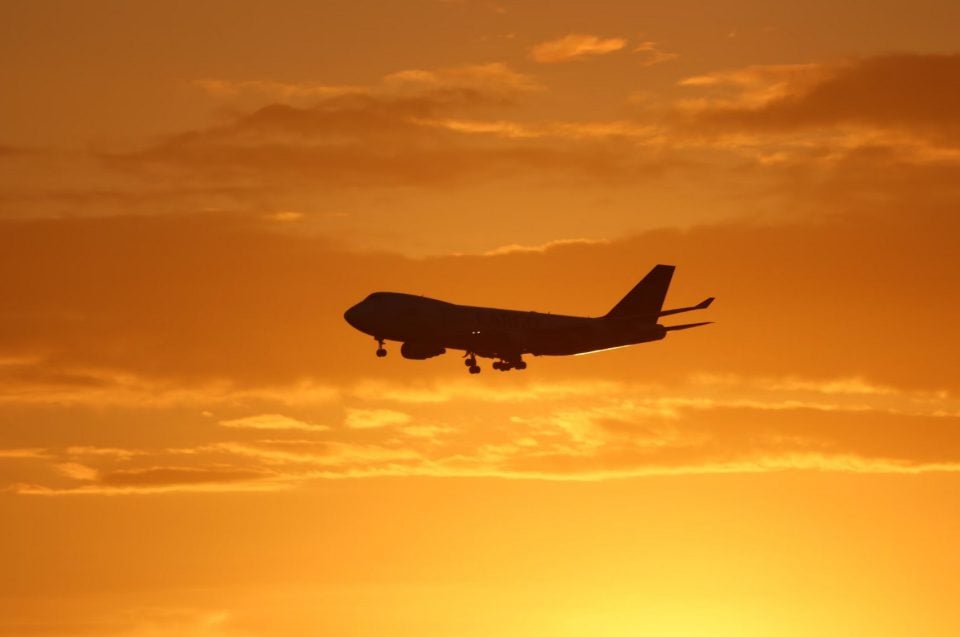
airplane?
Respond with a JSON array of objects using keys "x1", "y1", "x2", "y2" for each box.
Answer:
[{"x1": 343, "y1": 264, "x2": 713, "y2": 374}]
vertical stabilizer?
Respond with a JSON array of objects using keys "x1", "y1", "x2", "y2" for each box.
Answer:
[{"x1": 604, "y1": 265, "x2": 675, "y2": 321}]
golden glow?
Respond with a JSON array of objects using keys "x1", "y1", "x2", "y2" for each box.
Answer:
[
  {"x1": 572, "y1": 344, "x2": 631, "y2": 356},
  {"x1": 2, "y1": 1, "x2": 960, "y2": 635}
]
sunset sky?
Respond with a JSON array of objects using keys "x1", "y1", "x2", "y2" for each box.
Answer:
[{"x1": 3, "y1": 1, "x2": 960, "y2": 635}]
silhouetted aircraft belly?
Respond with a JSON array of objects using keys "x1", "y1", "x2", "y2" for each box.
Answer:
[{"x1": 343, "y1": 264, "x2": 713, "y2": 374}]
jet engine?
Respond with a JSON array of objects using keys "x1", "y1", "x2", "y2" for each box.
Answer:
[{"x1": 400, "y1": 342, "x2": 446, "y2": 360}]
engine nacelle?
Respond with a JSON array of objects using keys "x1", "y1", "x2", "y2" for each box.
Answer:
[{"x1": 400, "y1": 342, "x2": 446, "y2": 360}]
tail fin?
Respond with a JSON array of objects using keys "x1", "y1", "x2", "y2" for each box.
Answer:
[{"x1": 604, "y1": 265, "x2": 675, "y2": 321}]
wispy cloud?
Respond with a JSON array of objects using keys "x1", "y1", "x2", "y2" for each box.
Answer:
[
  {"x1": 480, "y1": 238, "x2": 609, "y2": 255},
  {"x1": 350, "y1": 379, "x2": 626, "y2": 404},
  {"x1": 344, "y1": 408, "x2": 412, "y2": 429},
  {"x1": 55, "y1": 462, "x2": 98, "y2": 481},
  {"x1": 219, "y1": 414, "x2": 330, "y2": 431},
  {"x1": 197, "y1": 62, "x2": 541, "y2": 105},
  {"x1": 194, "y1": 78, "x2": 364, "y2": 101},
  {"x1": 530, "y1": 34, "x2": 627, "y2": 63},
  {"x1": 0, "y1": 448, "x2": 48, "y2": 459},
  {"x1": 382, "y1": 62, "x2": 543, "y2": 99},
  {"x1": 632, "y1": 41, "x2": 679, "y2": 66},
  {"x1": 677, "y1": 54, "x2": 960, "y2": 136},
  {"x1": 100, "y1": 466, "x2": 274, "y2": 488},
  {"x1": 8, "y1": 374, "x2": 960, "y2": 495},
  {"x1": 665, "y1": 55, "x2": 960, "y2": 166}
]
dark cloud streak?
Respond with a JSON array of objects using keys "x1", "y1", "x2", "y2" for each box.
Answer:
[{"x1": 686, "y1": 54, "x2": 960, "y2": 137}]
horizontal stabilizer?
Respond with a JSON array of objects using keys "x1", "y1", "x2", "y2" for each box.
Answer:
[
  {"x1": 664, "y1": 321, "x2": 713, "y2": 331},
  {"x1": 659, "y1": 297, "x2": 715, "y2": 318}
]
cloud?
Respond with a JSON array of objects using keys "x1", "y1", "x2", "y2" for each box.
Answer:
[
  {"x1": 88, "y1": 62, "x2": 564, "y2": 194},
  {"x1": 480, "y1": 238, "x2": 609, "y2": 255},
  {"x1": 400, "y1": 424, "x2": 454, "y2": 438},
  {"x1": 13, "y1": 466, "x2": 285, "y2": 496},
  {"x1": 100, "y1": 466, "x2": 272, "y2": 488},
  {"x1": 55, "y1": 462, "x2": 98, "y2": 481},
  {"x1": 218, "y1": 414, "x2": 329, "y2": 431},
  {"x1": 66, "y1": 446, "x2": 142, "y2": 459},
  {"x1": 7, "y1": 372, "x2": 960, "y2": 495},
  {"x1": 0, "y1": 448, "x2": 48, "y2": 459},
  {"x1": 215, "y1": 440, "x2": 422, "y2": 469},
  {"x1": 14, "y1": 480, "x2": 285, "y2": 496},
  {"x1": 6, "y1": 54, "x2": 958, "y2": 229},
  {"x1": 382, "y1": 63, "x2": 542, "y2": 100},
  {"x1": 0, "y1": 346, "x2": 341, "y2": 407},
  {"x1": 197, "y1": 63, "x2": 540, "y2": 105},
  {"x1": 678, "y1": 54, "x2": 960, "y2": 135},
  {"x1": 2, "y1": 165, "x2": 960, "y2": 493},
  {"x1": 419, "y1": 117, "x2": 661, "y2": 141},
  {"x1": 263, "y1": 211, "x2": 305, "y2": 222},
  {"x1": 195, "y1": 78, "x2": 364, "y2": 101},
  {"x1": 530, "y1": 34, "x2": 627, "y2": 63},
  {"x1": 694, "y1": 374, "x2": 899, "y2": 397},
  {"x1": 94, "y1": 55, "x2": 960, "y2": 207},
  {"x1": 632, "y1": 41, "x2": 679, "y2": 67},
  {"x1": 678, "y1": 63, "x2": 827, "y2": 108},
  {"x1": 107, "y1": 99, "x2": 604, "y2": 190},
  {"x1": 344, "y1": 408, "x2": 412, "y2": 429},
  {"x1": 351, "y1": 379, "x2": 626, "y2": 404}
]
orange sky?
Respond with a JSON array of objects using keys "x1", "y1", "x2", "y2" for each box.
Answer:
[{"x1": 3, "y1": 1, "x2": 960, "y2": 635}]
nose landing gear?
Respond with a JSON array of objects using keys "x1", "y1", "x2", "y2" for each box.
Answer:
[{"x1": 375, "y1": 337, "x2": 387, "y2": 358}]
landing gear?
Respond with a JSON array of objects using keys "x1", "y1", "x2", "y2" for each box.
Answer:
[
  {"x1": 375, "y1": 337, "x2": 387, "y2": 358},
  {"x1": 492, "y1": 357, "x2": 527, "y2": 372},
  {"x1": 461, "y1": 353, "x2": 526, "y2": 374},
  {"x1": 464, "y1": 353, "x2": 480, "y2": 374}
]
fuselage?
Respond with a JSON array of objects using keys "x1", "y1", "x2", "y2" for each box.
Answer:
[{"x1": 343, "y1": 291, "x2": 666, "y2": 360}]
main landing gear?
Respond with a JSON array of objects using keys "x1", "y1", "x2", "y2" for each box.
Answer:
[
  {"x1": 492, "y1": 359, "x2": 527, "y2": 372},
  {"x1": 463, "y1": 353, "x2": 527, "y2": 374},
  {"x1": 464, "y1": 353, "x2": 481, "y2": 375},
  {"x1": 375, "y1": 337, "x2": 387, "y2": 358}
]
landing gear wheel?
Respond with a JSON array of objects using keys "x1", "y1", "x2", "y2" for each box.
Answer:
[
  {"x1": 469, "y1": 365, "x2": 481, "y2": 374},
  {"x1": 464, "y1": 356, "x2": 477, "y2": 367},
  {"x1": 376, "y1": 348, "x2": 387, "y2": 358},
  {"x1": 515, "y1": 360, "x2": 527, "y2": 370}
]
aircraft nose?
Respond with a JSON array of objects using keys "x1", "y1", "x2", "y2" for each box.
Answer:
[{"x1": 343, "y1": 303, "x2": 363, "y2": 329}]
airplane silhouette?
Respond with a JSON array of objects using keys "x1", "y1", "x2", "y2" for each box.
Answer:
[{"x1": 344, "y1": 264, "x2": 713, "y2": 374}]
